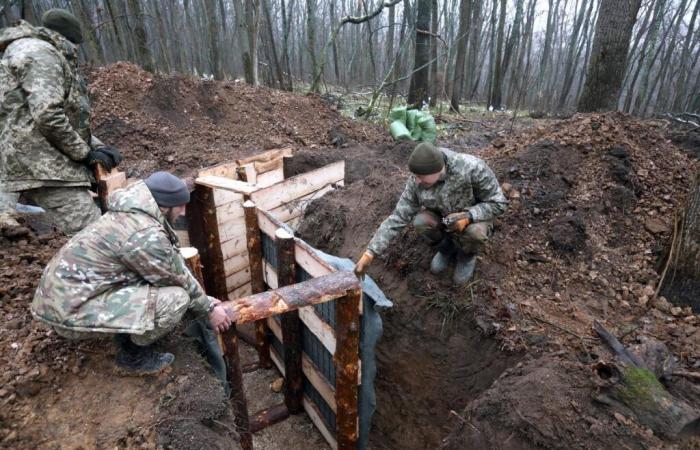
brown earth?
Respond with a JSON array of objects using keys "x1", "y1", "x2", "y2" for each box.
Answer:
[{"x1": 293, "y1": 112, "x2": 700, "y2": 449}]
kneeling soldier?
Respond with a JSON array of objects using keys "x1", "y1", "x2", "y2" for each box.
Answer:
[
  {"x1": 31, "y1": 172, "x2": 232, "y2": 375},
  {"x1": 354, "y1": 142, "x2": 508, "y2": 285}
]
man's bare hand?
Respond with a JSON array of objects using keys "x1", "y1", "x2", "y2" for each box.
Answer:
[{"x1": 208, "y1": 304, "x2": 232, "y2": 333}]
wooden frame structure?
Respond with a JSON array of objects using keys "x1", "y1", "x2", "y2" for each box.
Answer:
[{"x1": 187, "y1": 151, "x2": 360, "y2": 449}]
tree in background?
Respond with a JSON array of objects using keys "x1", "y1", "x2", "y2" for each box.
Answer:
[
  {"x1": 578, "y1": 0, "x2": 642, "y2": 112},
  {"x1": 407, "y1": 0, "x2": 431, "y2": 107}
]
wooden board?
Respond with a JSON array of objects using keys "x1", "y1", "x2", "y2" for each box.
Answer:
[
  {"x1": 299, "y1": 307, "x2": 336, "y2": 354},
  {"x1": 216, "y1": 199, "x2": 245, "y2": 226},
  {"x1": 250, "y1": 161, "x2": 344, "y2": 212},
  {"x1": 224, "y1": 251, "x2": 249, "y2": 277},
  {"x1": 221, "y1": 236, "x2": 248, "y2": 260},
  {"x1": 256, "y1": 167, "x2": 284, "y2": 188},
  {"x1": 237, "y1": 147, "x2": 293, "y2": 167},
  {"x1": 229, "y1": 282, "x2": 252, "y2": 298},
  {"x1": 294, "y1": 239, "x2": 335, "y2": 278},
  {"x1": 198, "y1": 161, "x2": 240, "y2": 179},
  {"x1": 269, "y1": 184, "x2": 335, "y2": 223},
  {"x1": 304, "y1": 396, "x2": 338, "y2": 450},
  {"x1": 226, "y1": 266, "x2": 251, "y2": 291},
  {"x1": 257, "y1": 208, "x2": 284, "y2": 238},
  {"x1": 196, "y1": 176, "x2": 258, "y2": 206}
]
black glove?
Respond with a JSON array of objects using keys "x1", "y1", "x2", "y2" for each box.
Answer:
[{"x1": 86, "y1": 146, "x2": 123, "y2": 171}]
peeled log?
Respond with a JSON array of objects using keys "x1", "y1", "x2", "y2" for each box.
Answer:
[{"x1": 220, "y1": 271, "x2": 360, "y2": 324}]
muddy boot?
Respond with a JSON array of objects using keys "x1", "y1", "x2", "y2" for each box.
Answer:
[
  {"x1": 114, "y1": 334, "x2": 174, "y2": 376},
  {"x1": 453, "y1": 251, "x2": 476, "y2": 285},
  {"x1": 430, "y1": 251, "x2": 452, "y2": 274}
]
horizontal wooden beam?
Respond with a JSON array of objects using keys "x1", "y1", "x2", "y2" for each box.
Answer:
[
  {"x1": 269, "y1": 184, "x2": 336, "y2": 223},
  {"x1": 221, "y1": 271, "x2": 360, "y2": 324},
  {"x1": 237, "y1": 147, "x2": 293, "y2": 167},
  {"x1": 224, "y1": 251, "x2": 249, "y2": 277},
  {"x1": 256, "y1": 167, "x2": 284, "y2": 188},
  {"x1": 249, "y1": 403, "x2": 290, "y2": 433},
  {"x1": 250, "y1": 161, "x2": 344, "y2": 211},
  {"x1": 197, "y1": 175, "x2": 259, "y2": 196},
  {"x1": 198, "y1": 161, "x2": 240, "y2": 179}
]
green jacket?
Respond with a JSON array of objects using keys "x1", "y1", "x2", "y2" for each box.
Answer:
[
  {"x1": 367, "y1": 148, "x2": 508, "y2": 257},
  {"x1": 32, "y1": 181, "x2": 212, "y2": 334},
  {"x1": 0, "y1": 21, "x2": 101, "y2": 192}
]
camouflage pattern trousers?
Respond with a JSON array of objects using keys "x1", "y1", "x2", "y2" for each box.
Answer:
[
  {"x1": 413, "y1": 210, "x2": 493, "y2": 255},
  {"x1": 54, "y1": 286, "x2": 192, "y2": 346},
  {"x1": 0, "y1": 186, "x2": 100, "y2": 236}
]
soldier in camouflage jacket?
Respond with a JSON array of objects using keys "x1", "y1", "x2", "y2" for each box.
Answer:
[
  {"x1": 32, "y1": 173, "x2": 232, "y2": 375},
  {"x1": 0, "y1": 10, "x2": 122, "y2": 236},
  {"x1": 355, "y1": 142, "x2": 507, "y2": 285}
]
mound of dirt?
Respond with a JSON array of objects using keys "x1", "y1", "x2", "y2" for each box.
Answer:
[
  {"x1": 87, "y1": 62, "x2": 388, "y2": 179},
  {"x1": 294, "y1": 112, "x2": 700, "y2": 449}
]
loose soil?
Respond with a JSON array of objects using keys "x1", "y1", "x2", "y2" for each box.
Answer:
[
  {"x1": 3, "y1": 61, "x2": 700, "y2": 450},
  {"x1": 294, "y1": 112, "x2": 700, "y2": 449}
]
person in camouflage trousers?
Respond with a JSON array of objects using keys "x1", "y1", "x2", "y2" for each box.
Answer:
[
  {"x1": 354, "y1": 142, "x2": 508, "y2": 285},
  {"x1": 0, "y1": 9, "x2": 122, "y2": 237},
  {"x1": 32, "y1": 172, "x2": 233, "y2": 375}
]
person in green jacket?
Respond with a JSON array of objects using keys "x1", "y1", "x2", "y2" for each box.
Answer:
[
  {"x1": 354, "y1": 142, "x2": 508, "y2": 285},
  {"x1": 32, "y1": 172, "x2": 232, "y2": 375}
]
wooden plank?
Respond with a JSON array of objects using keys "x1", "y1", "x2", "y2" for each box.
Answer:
[
  {"x1": 212, "y1": 188, "x2": 245, "y2": 207},
  {"x1": 250, "y1": 161, "x2": 345, "y2": 211},
  {"x1": 304, "y1": 396, "x2": 338, "y2": 450},
  {"x1": 269, "y1": 184, "x2": 335, "y2": 223},
  {"x1": 238, "y1": 163, "x2": 257, "y2": 184},
  {"x1": 263, "y1": 259, "x2": 278, "y2": 288},
  {"x1": 198, "y1": 161, "x2": 239, "y2": 179},
  {"x1": 294, "y1": 239, "x2": 335, "y2": 277},
  {"x1": 257, "y1": 208, "x2": 283, "y2": 238},
  {"x1": 221, "y1": 236, "x2": 248, "y2": 260},
  {"x1": 254, "y1": 156, "x2": 284, "y2": 174},
  {"x1": 335, "y1": 291, "x2": 361, "y2": 450},
  {"x1": 237, "y1": 147, "x2": 293, "y2": 166},
  {"x1": 229, "y1": 282, "x2": 252, "y2": 298},
  {"x1": 218, "y1": 221, "x2": 247, "y2": 244},
  {"x1": 268, "y1": 316, "x2": 282, "y2": 342},
  {"x1": 256, "y1": 167, "x2": 284, "y2": 188},
  {"x1": 224, "y1": 251, "x2": 249, "y2": 277},
  {"x1": 226, "y1": 266, "x2": 251, "y2": 291},
  {"x1": 302, "y1": 354, "x2": 337, "y2": 413},
  {"x1": 287, "y1": 216, "x2": 302, "y2": 231},
  {"x1": 197, "y1": 175, "x2": 259, "y2": 196},
  {"x1": 299, "y1": 307, "x2": 336, "y2": 354},
  {"x1": 216, "y1": 199, "x2": 245, "y2": 226}
]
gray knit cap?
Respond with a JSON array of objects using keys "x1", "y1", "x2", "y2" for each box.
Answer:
[
  {"x1": 42, "y1": 9, "x2": 84, "y2": 44},
  {"x1": 408, "y1": 142, "x2": 445, "y2": 175},
  {"x1": 145, "y1": 172, "x2": 190, "y2": 207}
]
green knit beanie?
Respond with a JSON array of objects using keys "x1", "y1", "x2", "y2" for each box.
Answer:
[
  {"x1": 408, "y1": 142, "x2": 444, "y2": 175},
  {"x1": 42, "y1": 9, "x2": 83, "y2": 44}
]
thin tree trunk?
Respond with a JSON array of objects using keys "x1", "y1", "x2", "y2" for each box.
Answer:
[
  {"x1": 557, "y1": 0, "x2": 590, "y2": 109},
  {"x1": 127, "y1": 0, "x2": 155, "y2": 72},
  {"x1": 429, "y1": 0, "x2": 439, "y2": 106},
  {"x1": 104, "y1": 0, "x2": 126, "y2": 60},
  {"x1": 408, "y1": 0, "x2": 432, "y2": 106},
  {"x1": 450, "y1": 0, "x2": 471, "y2": 111},
  {"x1": 262, "y1": 0, "x2": 285, "y2": 88},
  {"x1": 306, "y1": 0, "x2": 319, "y2": 89},
  {"x1": 330, "y1": 0, "x2": 341, "y2": 84},
  {"x1": 243, "y1": 0, "x2": 260, "y2": 84},
  {"x1": 70, "y1": 0, "x2": 104, "y2": 64},
  {"x1": 672, "y1": 0, "x2": 700, "y2": 111},
  {"x1": 465, "y1": 0, "x2": 482, "y2": 100},
  {"x1": 578, "y1": 0, "x2": 642, "y2": 112},
  {"x1": 488, "y1": 0, "x2": 507, "y2": 109}
]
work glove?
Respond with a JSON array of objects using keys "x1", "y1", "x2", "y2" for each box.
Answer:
[
  {"x1": 86, "y1": 146, "x2": 123, "y2": 171},
  {"x1": 445, "y1": 212, "x2": 471, "y2": 233},
  {"x1": 353, "y1": 251, "x2": 374, "y2": 279}
]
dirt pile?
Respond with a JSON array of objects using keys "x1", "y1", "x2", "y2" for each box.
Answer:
[
  {"x1": 294, "y1": 112, "x2": 700, "y2": 449},
  {"x1": 88, "y1": 62, "x2": 387, "y2": 178}
]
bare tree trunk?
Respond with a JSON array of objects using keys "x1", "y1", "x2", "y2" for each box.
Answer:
[
  {"x1": 450, "y1": 0, "x2": 471, "y2": 111},
  {"x1": 535, "y1": 0, "x2": 557, "y2": 109},
  {"x1": 20, "y1": 0, "x2": 35, "y2": 24},
  {"x1": 70, "y1": 0, "x2": 105, "y2": 64},
  {"x1": 243, "y1": 0, "x2": 260, "y2": 84},
  {"x1": 281, "y1": 0, "x2": 295, "y2": 90},
  {"x1": 557, "y1": 0, "x2": 591, "y2": 109},
  {"x1": 104, "y1": 0, "x2": 126, "y2": 60},
  {"x1": 672, "y1": 0, "x2": 700, "y2": 111},
  {"x1": 127, "y1": 0, "x2": 155, "y2": 72},
  {"x1": 499, "y1": 0, "x2": 524, "y2": 106},
  {"x1": 429, "y1": 0, "x2": 439, "y2": 106},
  {"x1": 262, "y1": 0, "x2": 285, "y2": 88},
  {"x1": 2, "y1": 0, "x2": 17, "y2": 25},
  {"x1": 150, "y1": 0, "x2": 173, "y2": 73},
  {"x1": 306, "y1": 0, "x2": 319, "y2": 89},
  {"x1": 330, "y1": 0, "x2": 341, "y2": 84},
  {"x1": 486, "y1": 0, "x2": 499, "y2": 105},
  {"x1": 203, "y1": 0, "x2": 224, "y2": 79},
  {"x1": 465, "y1": 0, "x2": 482, "y2": 100},
  {"x1": 488, "y1": 0, "x2": 507, "y2": 109},
  {"x1": 408, "y1": 0, "x2": 432, "y2": 106},
  {"x1": 578, "y1": 0, "x2": 642, "y2": 112}
]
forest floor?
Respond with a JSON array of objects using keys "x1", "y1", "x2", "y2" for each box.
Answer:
[{"x1": 1, "y1": 62, "x2": 699, "y2": 449}]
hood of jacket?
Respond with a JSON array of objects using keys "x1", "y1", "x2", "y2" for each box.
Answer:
[{"x1": 0, "y1": 20, "x2": 75, "y2": 56}]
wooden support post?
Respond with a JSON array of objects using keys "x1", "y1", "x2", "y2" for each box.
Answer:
[
  {"x1": 181, "y1": 247, "x2": 224, "y2": 350},
  {"x1": 244, "y1": 200, "x2": 272, "y2": 369},
  {"x1": 222, "y1": 327, "x2": 253, "y2": 450},
  {"x1": 276, "y1": 228, "x2": 303, "y2": 414},
  {"x1": 249, "y1": 403, "x2": 291, "y2": 433},
  {"x1": 335, "y1": 289, "x2": 361, "y2": 450}
]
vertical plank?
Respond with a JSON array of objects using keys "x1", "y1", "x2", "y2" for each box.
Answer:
[
  {"x1": 181, "y1": 247, "x2": 224, "y2": 351},
  {"x1": 335, "y1": 289, "x2": 361, "y2": 450},
  {"x1": 222, "y1": 327, "x2": 253, "y2": 450},
  {"x1": 187, "y1": 184, "x2": 228, "y2": 300},
  {"x1": 244, "y1": 200, "x2": 272, "y2": 369},
  {"x1": 277, "y1": 228, "x2": 303, "y2": 414}
]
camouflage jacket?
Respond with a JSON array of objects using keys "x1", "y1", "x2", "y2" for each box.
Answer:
[
  {"x1": 31, "y1": 181, "x2": 212, "y2": 334},
  {"x1": 0, "y1": 21, "x2": 101, "y2": 192},
  {"x1": 367, "y1": 148, "x2": 508, "y2": 257}
]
